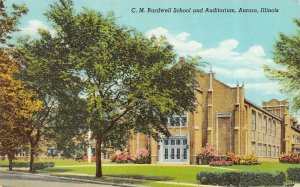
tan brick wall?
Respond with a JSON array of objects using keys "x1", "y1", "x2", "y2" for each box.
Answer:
[{"x1": 127, "y1": 71, "x2": 300, "y2": 164}]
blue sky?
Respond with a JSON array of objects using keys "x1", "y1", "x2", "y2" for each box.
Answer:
[{"x1": 6, "y1": 0, "x2": 300, "y2": 108}]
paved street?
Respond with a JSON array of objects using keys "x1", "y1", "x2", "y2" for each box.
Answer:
[{"x1": 0, "y1": 171, "x2": 115, "y2": 187}]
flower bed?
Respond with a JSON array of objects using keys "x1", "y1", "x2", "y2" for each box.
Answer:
[
  {"x1": 209, "y1": 160, "x2": 233, "y2": 166},
  {"x1": 225, "y1": 152, "x2": 260, "y2": 165},
  {"x1": 131, "y1": 148, "x2": 150, "y2": 164},
  {"x1": 279, "y1": 154, "x2": 300, "y2": 164},
  {"x1": 198, "y1": 144, "x2": 219, "y2": 164}
]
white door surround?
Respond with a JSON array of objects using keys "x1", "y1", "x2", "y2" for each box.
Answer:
[{"x1": 158, "y1": 136, "x2": 189, "y2": 164}]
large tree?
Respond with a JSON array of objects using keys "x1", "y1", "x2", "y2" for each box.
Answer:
[
  {"x1": 19, "y1": 0, "x2": 199, "y2": 177},
  {"x1": 265, "y1": 19, "x2": 300, "y2": 111},
  {"x1": 0, "y1": 0, "x2": 42, "y2": 171}
]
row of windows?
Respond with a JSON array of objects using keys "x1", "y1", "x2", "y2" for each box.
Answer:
[
  {"x1": 164, "y1": 139, "x2": 187, "y2": 145},
  {"x1": 251, "y1": 110, "x2": 281, "y2": 146},
  {"x1": 252, "y1": 142, "x2": 280, "y2": 157},
  {"x1": 168, "y1": 115, "x2": 187, "y2": 126},
  {"x1": 164, "y1": 148, "x2": 187, "y2": 159}
]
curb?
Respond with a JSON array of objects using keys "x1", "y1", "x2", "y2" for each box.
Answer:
[{"x1": 0, "y1": 169, "x2": 146, "y2": 187}]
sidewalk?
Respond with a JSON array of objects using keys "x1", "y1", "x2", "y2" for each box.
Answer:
[{"x1": 0, "y1": 168, "x2": 211, "y2": 187}]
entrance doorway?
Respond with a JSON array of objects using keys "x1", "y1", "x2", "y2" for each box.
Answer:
[{"x1": 159, "y1": 136, "x2": 188, "y2": 163}]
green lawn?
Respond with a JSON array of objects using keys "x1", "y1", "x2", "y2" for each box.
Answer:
[
  {"x1": 42, "y1": 162, "x2": 300, "y2": 184},
  {"x1": 43, "y1": 164, "x2": 231, "y2": 183},
  {"x1": 225, "y1": 162, "x2": 300, "y2": 173},
  {"x1": 2, "y1": 160, "x2": 299, "y2": 186}
]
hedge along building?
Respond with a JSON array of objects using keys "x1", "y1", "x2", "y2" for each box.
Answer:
[{"x1": 128, "y1": 59, "x2": 300, "y2": 164}]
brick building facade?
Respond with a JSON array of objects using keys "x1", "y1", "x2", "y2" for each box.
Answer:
[{"x1": 128, "y1": 68, "x2": 300, "y2": 164}]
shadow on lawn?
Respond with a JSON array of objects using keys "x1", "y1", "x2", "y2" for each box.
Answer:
[{"x1": 57, "y1": 175, "x2": 147, "y2": 185}]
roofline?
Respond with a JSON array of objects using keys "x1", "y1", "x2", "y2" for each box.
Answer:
[
  {"x1": 292, "y1": 126, "x2": 300, "y2": 133},
  {"x1": 196, "y1": 69, "x2": 238, "y2": 89},
  {"x1": 244, "y1": 98, "x2": 283, "y2": 122}
]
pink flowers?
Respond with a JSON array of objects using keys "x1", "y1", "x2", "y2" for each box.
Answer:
[
  {"x1": 111, "y1": 148, "x2": 151, "y2": 164},
  {"x1": 279, "y1": 153, "x2": 300, "y2": 164},
  {"x1": 198, "y1": 144, "x2": 219, "y2": 163},
  {"x1": 209, "y1": 160, "x2": 233, "y2": 166},
  {"x1": 132, "y1": 148, "x2": 150, "y2": 164},
  {"x1": 112, "y1": 154, "x2": 131, "y2": 163}
]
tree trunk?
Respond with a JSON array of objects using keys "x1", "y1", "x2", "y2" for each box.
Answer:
[
  {"x1": 29, "y1": 144, "x2": 35, "y2": 172},
  {"x1": 8, "y1": 154, "x2": 13, "y2": 171},
  {"x1": 95, "y1": 135, "x2": 102, "y2": 178}
]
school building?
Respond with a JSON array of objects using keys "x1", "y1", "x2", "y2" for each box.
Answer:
[{"x1": 128, "y1": 60, "x2": 300, "y2": 164}]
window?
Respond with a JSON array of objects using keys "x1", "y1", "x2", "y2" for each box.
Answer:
[
  {"x1": 171, "y1": 148, "x2": 175, "y2": 159},
  {"x1": 268, "y1": 145, "x2": 271, "y2": 157},
  {"x1": 263, "y1": 116, "x2": 267, "y2": 133},
  {"x1": 258, "y1": 133, "x2": 261, "y2": 143},
  {"x1": 171, "y1": 140, "x2": 175, "y2": 145},
  {"x1": 258, "y1": 143, "x2": 262, "y2": 157},
  {"x1": 276, "y1": 146, "x2": 280, "y2": 157},
  {"x1": 176, "y1": 148, "x2": 180, "y2": 159},
  {"x1": 268, "y1": 119, "x2": 272, "y2": 144},
  {"x1": 168, "y1": 114, "x2": 187, "y2": 126},
  {"x1": 164, "y1": 140, "x2": 169, "y2": 145},
  {"x1": 183, "y1": 148, "x2": 187, "y2": 159},
  {"x1": 276, "y1": 123, "x2": 281, "y2": 146},
  {"x1": 263, "y1": 116, "x2": 267, "y2": 143},
  {"x1": 251, "y1": 142, "x2": 256, "y2": 153},
  {"x1": 272, "y1": 145, "x2": 276, "y2": 157},
  {"x1": 263, "y1": 144, "x2": 267, "y2": 156},
  {"x1": 251, "y1": 111, "x2": 256, "y2": 142},
  {"x1": 176, "y1": 139, "x2": 181, "y2": 145},
  {"x1": 183, "y1": 139, "x2": 187, "y2": 145},
  {"x1": 164, "y1": 149, "x2": 168, "y2": 159},
  {"x1": 251, "y1": 111, "x2": 256, "y2": 130},
  {"x1": 258, "y1": 114, "x2": 262, "y2": 131},
  {"x1": 272, "y1": 120, "x2": 276, "y2": 137}
]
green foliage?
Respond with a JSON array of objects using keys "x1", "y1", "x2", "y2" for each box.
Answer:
[
  {"x1": 265, "y1": 19, "x2": 300, "y2": 110},
  {"x1": 287, "y1": 168, "x2": 300, "y2": 182},
  {"x1": 0, "y1": 0, "x2": 28, "y2": 45},
  {"x1": 17, "y1": 0, "x2": 200, "y2": 177},
  {"x1": 197, "y1": 170, "x2": 286, "y2": 186},
  {"x1": 12, "y1": 162, "x2": 55, "y2": 169}
]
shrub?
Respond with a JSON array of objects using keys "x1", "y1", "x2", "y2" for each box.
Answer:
[
  {"x1": 280, "y1": 153, "x2": 300, "y2": 164},
  {"x1": 287, "y1": 168, "x2": 300, "y2": 182},
  {"x1": 225, "y1": 152, "x2": 242, "y2": 164},
  {"x1": 115, "y1": 154, "x2": 131, "y2": 163},
  {"x1": 209, "y1": 160, "x2": 233, "y2": 166},
  {"x1": 197, "y1": 170, "x2": 240, "y2": 186},
  {"x1": 198, "y1": 144, "x2": 219, "y2": 164},
  {"x1": 132, "y1": 148, "x2": 150, "y2": 164},
  {"x1": 197, "y1": 170, "x2": 285, "y2": 186},
  {"x1": 239, "y1": 153, "x2": 260, "y2": 165},
  {"x1": 12, "y1": 162, "x2": 55, "y2": 169}
]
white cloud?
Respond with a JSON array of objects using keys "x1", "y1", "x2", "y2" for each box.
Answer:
[
  {"x1": 146, "y1": 27, "x2": 276, "y2": 81},
  {"x1": 21, "y1": 20, "x2": 56, "y2": 37},
  {"x1": 146, "y1": 27, "x2": 202, "y2": 56},
  {"x1": 198, "y1": 39, "x2": 239, "y2": 60},
  {"x1": 145, "y1": 27, "x2": 285, "y2": 103}
]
